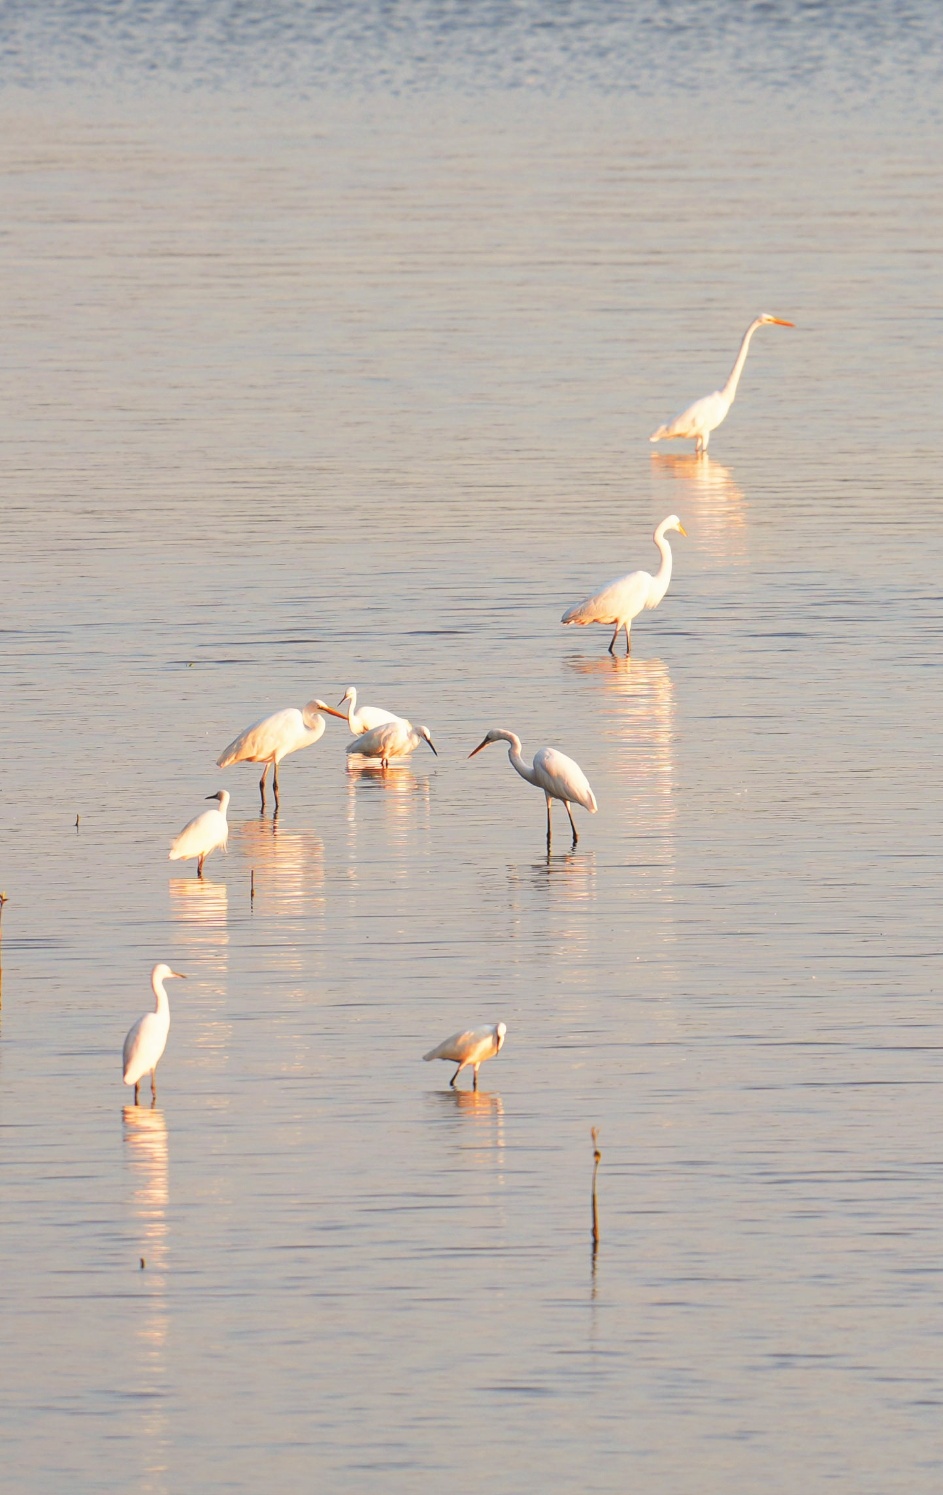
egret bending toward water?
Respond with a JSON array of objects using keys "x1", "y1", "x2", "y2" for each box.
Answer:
[
  {"x1": 562, "y1": 515, "x2": 686, "y2": 656},
  {"x1": 169, "y1": 790, "x2": 229, "y2": 878},
  {"x1": 347, "y1": 718, "x2": 437, "y2": 768},
  {"x1": 424, "y1": 1022, "x2": 507, "y2": 1090},
  {"x1": 217, "y1": 702, "x2": 327, "y2": 809},
  {"x1": 469, "y1": 728, "x2": 597, "y2": 845},
  {"x1": 317, "y1": 686, "x2": 402, "y2": 737},
  {"x1": 650, "y1": 313, "x2": 794, "y2": 455},
  {"x1": 123, "y1": 963, "x2": 186, "y2": 1105}
]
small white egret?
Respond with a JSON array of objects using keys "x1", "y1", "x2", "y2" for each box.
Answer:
[
  {"x1": 469, "y1": 728, "x2": 597, "y2": 844},
  {"x1": 316, "y1": 686, "x2": 403, "y2": 737},
  {"x1": 168, "y1": 790, "x2": 229, "y2": 878},
  {"x1": 424, "y1": 1022, "x2": 507, "y2": 1090},
  {"x1": 122, "y1": 963, "x2": 186, "y2": 1105},
  {"x1": 347, "y1": 718, "x2": 438, "y2": 768},
  {"x1": 217, "y1": 702, "x2": 327, "y2": 809},
  {"x1": 562, "y1": 515, "x2": 686, "y2": 656},
  {"x1": 650, "y1": 313, "x2": 795, "y2": 455}
]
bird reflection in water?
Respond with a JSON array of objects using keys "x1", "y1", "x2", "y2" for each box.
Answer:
[
  {"x1": 122, "y1": 1104, "x2": 170, "y2": 1477},
  {"x1": 563, "y1": 653, "x2": 675, "y2": 806},
  {"x1": 434, "y1": 1087, "x2": 505, "y2": 1119},
  {"x1": 231, "y1": 817, "x2": 325, "y2": 919},
  {"x1": 345, "y1": 761, "x2": 432, "y2": 851},
  {"x1": 650, "y1": 451, "x2": 747, "y2": 563},
  {"x1": 169, "y1": 876, "x2": 229, "y2": 957}
]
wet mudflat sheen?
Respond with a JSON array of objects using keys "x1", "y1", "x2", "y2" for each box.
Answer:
[{"x1": 1, "y1": 5, "x2": 943, "y2": 1491}]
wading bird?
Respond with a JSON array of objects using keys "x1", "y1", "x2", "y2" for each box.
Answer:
[
  {"x1": 347, "y1": 718, "x2": 437, "y2": 768},
  {"x1": 561, "y1": 515, "x2": 686, "y2": 656},
  {"x1": 650, "y1": 313, "x2": 794, "y2": 455},
  {"x1": 424, "y1": 1022, "x2": 507, "y2": 1090},
  {"x1": 469, "y1": 728, "x2": 597, "y2": 845},
  {"x1": 122, "y1": 963, "x2": 186, "y2": 1105},
  {"x1": 169, "y1": 790, "x2": 229, "y2": 878},
  {"x1": 217, "y1": 702, "x2": 327, "y2": 810},
  {"x1": 316, "y1": 686, "x2": 403, "y2": 737}
]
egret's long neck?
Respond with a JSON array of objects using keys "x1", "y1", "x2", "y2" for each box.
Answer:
[
  {"x1": 503, "y1": 733, "x2": 537, "y2": 787},
  {"x1": 720, "y1": 318, "x2": 762, "y2": 404},
  {"x1": 650, "y1": 525, "x2": 674, "y2": 605},
  {"x1": 152, "y1": 974, "x2": 170, "y2": 1018},
  {"x1": 345, "y1": 689, "x2": 358, "y2": 727}
]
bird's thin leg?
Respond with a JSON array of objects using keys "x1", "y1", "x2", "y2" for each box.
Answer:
[
  {"x1": 150, "y1": 1071, "x2": 157, "y2": 1103},
  {"x1": 624, "y1": 623, "x2": 632, "y2": 656},
  {"x1": 273, "y1": 761, "x2": 280, "y2": 808},
  {"x1": 546, "y1": 794, "x2": 553, "y2": 849},
  {"x1": 197, "y1": 854, "x2": 205, "y2": 879},
  {"x1": 259, "y1": 764, "x2": 268, "y2": 810},
  {"x1": 133, "y1": 1081, "x2": 140, "y2": 1106},
  {"x1": 473, "y1": 1065, "x2": 480, "y2": 1091},
  {"x1": 450, "y1": 1064, "x2": 462, "y2": 1088},
  {"x1": 608, "y1": 623, "x2": 619, "y2": 655},
  {"x1": 565, "y1": 801, "x2": 579, "y2": 843}
]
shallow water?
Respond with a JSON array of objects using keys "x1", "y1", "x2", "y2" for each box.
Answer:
[{"x1": 1, "y1": 6, "x2": 943, "y2": 1491}]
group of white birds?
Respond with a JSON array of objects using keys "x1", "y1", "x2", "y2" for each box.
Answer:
[{"x1": 124, "y1": 314, "x2": 793, "y2": 1102}]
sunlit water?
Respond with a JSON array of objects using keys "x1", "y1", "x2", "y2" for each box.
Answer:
[{"x1": 1, "y1": 4, "x2": 943, "y2": 1491}]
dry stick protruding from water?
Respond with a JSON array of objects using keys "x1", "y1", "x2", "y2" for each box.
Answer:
[
  {"x1": 591, "y1": 1127, "x2": 601, "y2": 1247},
  {"x1": 250, "y1": 869, "x2": 256, "y2": 902}
]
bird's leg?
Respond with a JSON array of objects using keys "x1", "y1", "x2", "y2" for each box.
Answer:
[
  {"x1": 197, "y1": 854, "x2": 205, "y2": 879},
  {"x1": 473, "y1": 1065, "x2": 480, "y2": 1091},
  {"x1": 150, "y1": 1071, "x2": 157, "y2": 1103},
  {"x1": 546, "y1": 794, "x2": 553, "y2": 849},
  {"x1": 608, "y1": 623, "x2": 620, "y2": 655},
  {"x1": 565, "y1": 801, "x2": 579, "y2": 843},
  {"x1": 273, "y1": 761, "x2": 280, "y2": 808},
  {"x1": 259, "y1": 764, "x2": 268, "y2": 810},
  {"x1": 133, "y1": 1081, "x2": 140, "y2": 1106},
  {"x1": 624, "y1": 623, "x2": 632, "y2": 656},
  {"x1": 450, "y1": 1064, "x2": 462, "y2": 1088}
]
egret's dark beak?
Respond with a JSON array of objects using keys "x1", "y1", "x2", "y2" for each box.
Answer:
[
  {"x1": 468, "y1": 739, "x2": 490, "y2": 759},
  {"x1": 172, "y1": 972, "x2": 188, "y2": 980},
  {"x1": 426, "y1": 739, "x2": 438, "y2": 756}
]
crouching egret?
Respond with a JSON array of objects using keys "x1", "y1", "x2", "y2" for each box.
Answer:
[
  {"x1": 169, "y1": 790, "x2": 229, "y2": 878},
  {"x1": 316, "y1": 686, "x2": 403, "y2": 737},
  {"x1": 217, "y1": 702, "x2": 327, "y2": 809},
  {"x1": 347, "y1": 718, "x2": 437, "y2": 768},
  {"x1": 469, "y1": 728, "x2": 597, "y2": 845},
  {"x1": 562, "y1": 514, "x2": 686, "y2": 656},
  {"x1": 650, "y1": 312, "x2": 794, "y2": 455},
  {"x1": 123, "y1": 963, "x2": 186, "y2": 1104},
  {"x1": 424, "y1": 1022, "x2": 507, "y2": 1090}
]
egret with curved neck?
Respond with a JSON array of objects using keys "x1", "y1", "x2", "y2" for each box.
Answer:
[
  {"x1": 469, "y1": 728, "x2": 597, "y2": 846},
  {"x1": 122, "y1": 963, "x2": 187, "y2": 1105},
  {"x1": 217, "y1": 702, "x2": 327, "y2": 810},
  {"x1": 316, "y1": 686, "x2": 402, "y2": 737},
  {"x1": 561, "y1": 514, "x2": 686, "y2": 656},
  {"x1": 650, "y1": 313, "x2": 794, "y2": 455}
]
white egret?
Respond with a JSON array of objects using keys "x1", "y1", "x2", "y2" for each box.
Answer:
[
  {"x1": 424, "y1": 1022, "x2": 507, "y2": 1090},
  {"x1": 347, "y1": 718, "x2": 437, "y2": 768},
  {"x1": 168, "y1": 790, "x2": 229, "y2": 878},
  {"x1": 316, "y1": 686, "x2": 403, "y2": 737},
  {"x1": 217, "y1": 702, "x2": 327, "y2": 809},
  {"x1": 122, "y1": 963, "x2": 186, "y2": 1105},
  {"x1": 561, "y1": 515, "x2": 686, "y2": 656},
  {"x1": 650, "y1": 313, "x2": 795, "y2": 455},
  {"x1": 469, "y1": 728, "x2": 597, "y2": 844}
]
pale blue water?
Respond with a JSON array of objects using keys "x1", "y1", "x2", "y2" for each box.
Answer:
[{"x1": 1, "y1": 5, "x2": 942, "y2": 1493}]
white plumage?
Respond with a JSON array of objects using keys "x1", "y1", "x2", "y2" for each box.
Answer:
[
  {"x1": 562, "y1": 514, "x2": 686, "y2": 656},
  {"x1": 346, "y1": 718, "x2": 438, "y2": 767},
  {"x1": 424, "y1": 1022, "x2": 507, "y2": 1090},
  {"x1": 469, "y1": 728, "x2": 597, "y2": 844},
  {"x1": 317, "y1": 685, "x2": 403, "y2": 737},
  {"x1": 217, "y1": 702, "x2": 326, "y2": 809},
  {"x1": 168, "y1": 790, "x2": 230, "y2": 878},
  {"x1": 122, "y1": 963, "x2": 186, "y2": 1104},
  {"x1": 650, "y1": 312, "x2": 794, "y2": 455}
]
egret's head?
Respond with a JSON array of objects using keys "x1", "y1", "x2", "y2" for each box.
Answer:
[
  {"x1": 758, "y1": 313, "x2": 795, "y2": 327},
  {"x1": 494, "y1": 1021, "x2": 507, "y2": 1052},
  {"x1": 206, "y1": 790, "x2": 226, "y2": 803},
  {"x1": 663, "y1": 514, "x2": 688, "y2": 538},
  {"x1": 302, "y1": 701, "x2": 325, "y2": 728},
  {"x1": 339, "y1": 686, "x2": 356, "y2": 706},
  {"x1": 313, "y1": 698, "x2": 348, "y2": 721},
  {"x1": 152, "y1": 962, "x2": 187, "y2": 983},
  {"x1": 417, "y1": 726, "x2": 438, "y2": 756},
  {"x1": 468, "y1": 728, "x2": 502, "y2": 758}
]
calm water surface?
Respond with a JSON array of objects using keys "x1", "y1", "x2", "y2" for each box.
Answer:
[{"x1": 1, "y1": 5, "x2": 943, "y2": 1491}]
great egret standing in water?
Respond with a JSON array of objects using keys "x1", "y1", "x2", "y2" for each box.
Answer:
[
  {"x1": 650, "y1": 313, "x2": 794, "y2": 455},
  {"x1": 316, "y1": 686, "x2": 403, "y2": 737},
  {"x1": 469, "y1": 728, "x2": 597, "y2": 845},
  {"x1": 424, "y1": 1022, "x2": 507, "y2": 1090},
  {"x1": 217, "y1": 702, "x2": 327, "y2": 809},
  {"x1": 347, "y1": 718, "x2": 437, "y2": 768},
  {"x1": 169, "y1": 790, "x2": 229, "y2": 878},
  {"x1": 562, "y1": 515, "x2": 686, "y2": 656},
  {"x1": 122, "y1": 963, "x2": 186, "y2": 1105}
]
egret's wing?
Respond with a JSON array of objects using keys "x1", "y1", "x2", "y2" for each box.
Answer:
[
  {"x1": 169, "y1": 809, "x2": 228, "y2": 860},
  {"x1": 217, "y1": 707, "x2": 299, "y2": 767},
  {"x1": 533, "y1": 747, "x2": 597, "y2": 813},
  {"x1": 357, "y1": 706, "x2": 403, "y2": 732},
  {"x1": 123, "y1": 1012, "x2": 164, "y2": 1084},
  {"x1": 424, "y1": 1027, "x2": 492, "y2": 1063},
  {"x1": 653, "y1": 389, "x2": 727, "y2": 441},
  {"x1": 562, "y1": 570, "x2": 649, "y2": 626}
]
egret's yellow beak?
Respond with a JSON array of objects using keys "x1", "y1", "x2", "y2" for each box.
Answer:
[
  {"x1": 677, "y1": 522, "x2": 688, "y2": 537},
  {"x1": 771, "y1": 317, "x2": 795, "y2": 327},
  {"x1": 468, "y1": 739, "x2": 490, "y2": 759}
]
